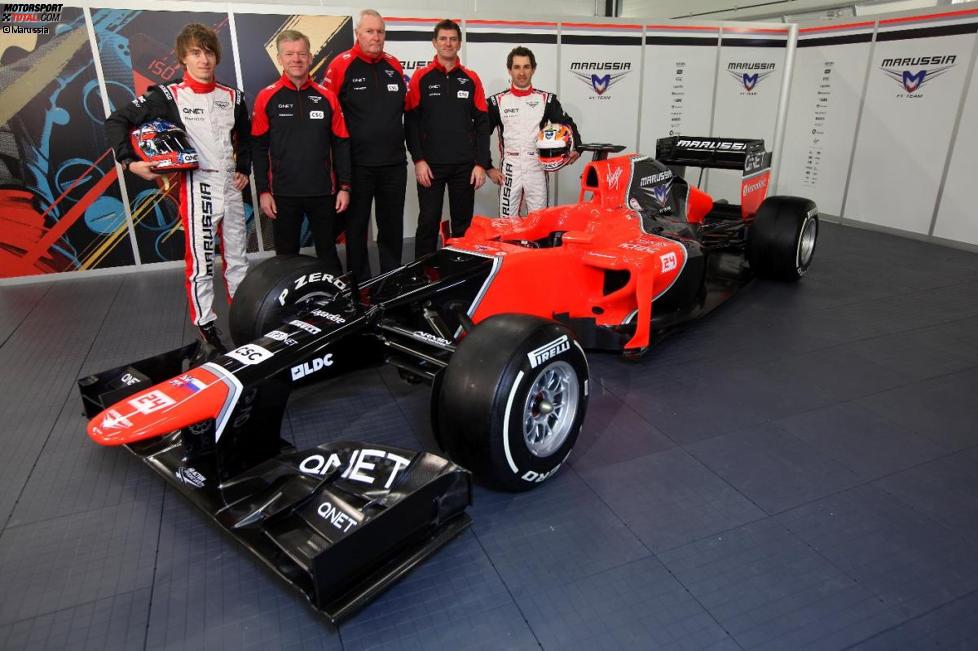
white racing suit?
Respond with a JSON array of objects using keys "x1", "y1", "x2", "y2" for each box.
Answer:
[
  {"x1": 487, "y1": 87, "x2": 581, "y2": 218},
  {"x1": 106, "y1": 75, "x2": 251, "y2": 326}
]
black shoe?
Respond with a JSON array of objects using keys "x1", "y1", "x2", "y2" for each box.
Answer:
[{"x1": 198, "y1": 323, "x2": 227, "y2": 354}]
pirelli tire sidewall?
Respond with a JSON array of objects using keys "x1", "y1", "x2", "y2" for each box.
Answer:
[
  {"x1": 437, "y1": 314, "x2": 589, "y2": 492},
  {"x1": 748, "y1": 196, "x2": 819, "y2": 282},
  {"x1": 229, "y1": 254, "x2": 344, "y2": 346}
]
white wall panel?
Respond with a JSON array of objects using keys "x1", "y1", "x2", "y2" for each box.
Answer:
[
  {"x1": 556, "y1": 22, "x2": 644, "y2": 205},
  {"x1": 464, "y1": 20, "x2": 559, "y2": 217},
  {"x1": 843, "y1": 12, "x2": 977, "y2": 233},
  {"x1": 778, "y1": 21, "x2": 875, "y2": 215},
  {"x1": 708, "y1": 27, "x2": 789, "y2": 201},
  {"x1": 932, "y1": 38, "x2": 978, "y2": 245},
  {"x1": 639, "y1": 23, "x2": 720, "y2": 159}
]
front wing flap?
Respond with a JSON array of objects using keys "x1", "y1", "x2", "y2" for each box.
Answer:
[{"x1": 132, "y1": 435, "x2": 471, "y2": 623}]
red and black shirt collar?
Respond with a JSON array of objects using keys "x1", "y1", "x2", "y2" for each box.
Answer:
[
  {"x1": 279, "y1": 72, "x2": 313, "y2": 91},
  {"x1": 182, "y1": 74, "x2": 216, "y2": 93}
]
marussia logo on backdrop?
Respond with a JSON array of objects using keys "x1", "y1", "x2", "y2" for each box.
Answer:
[
  {"x1": 880, "y1": 55, "x2": 956, "y2": 97},
  {"x1": 727, "y1": 62, "x2": 775, "y2": 94},
  {"x1": 569, "y1": 62, "x2": 632, "y2": 98}
]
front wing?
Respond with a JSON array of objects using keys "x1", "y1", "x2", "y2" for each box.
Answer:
[{"x1": 79, "y1": 344, "x2": 471, "y2": 623}]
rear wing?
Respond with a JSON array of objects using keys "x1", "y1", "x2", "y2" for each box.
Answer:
[{"x1": 655, "y1": 136, "x2": 770, "y2": 174}]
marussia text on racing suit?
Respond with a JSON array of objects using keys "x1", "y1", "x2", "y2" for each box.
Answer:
[
  {"x1": 106, "y1": 75, "x2": 252, "y2": 327},
  {"x1": 487, "y1": 86, "x2": 581, "y2": 218}
]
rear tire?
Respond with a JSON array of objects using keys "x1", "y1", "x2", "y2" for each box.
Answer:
[
  {"x1": 748, "y1": 196, "x2": 819, "y2": 281},
  {"x1": 436, "y1": 314, "x2": 589, "y2": 491},
  {"x1": 229, "y1": 255, "x2": 345, "y2": 346}
]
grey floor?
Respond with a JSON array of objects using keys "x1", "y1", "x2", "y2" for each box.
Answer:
[{"x1": 2, "y1": 222, "x2": 978, "y2": 650}]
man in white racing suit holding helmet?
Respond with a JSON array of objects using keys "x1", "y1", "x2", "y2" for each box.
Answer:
[
  {"x1": 486, "y1": 46, "x2": 582, "y2": 218},
  {"x1": 106, "y1": 23, "x2": 251, "y2": 353}
]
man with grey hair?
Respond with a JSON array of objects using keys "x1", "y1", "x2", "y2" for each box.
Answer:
[
  {"x1": 325, "y1": 10, "x2": 407, "y2": 279},
  {"x1": 252, "y1": 30, "x2": 351, "y2": 271}
]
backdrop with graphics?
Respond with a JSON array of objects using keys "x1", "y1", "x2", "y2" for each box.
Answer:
[
  {"x1": 465, "y1": 20, "x2": 559, "y2": 217},
  {"x1": 233, "y1": 12, "x2": 353, "y2": 252},
  {"x1": 707, "y1": 26, "x2": 789, "y2": 202},
  {"x1": 89, "y1": 7, "x2": 248, "y2": 265},
  {"x1": 6, "y1": 5, "x2": 978, "y2": 281},
  {"x1": 557, "y1": 23, "x2": 643, "y2": 205},
  {"x1": 778, "y1": 21, "x2": 875, "y2": 216},
  {"x1": 1, "y1": 6, "x2": 136, "y2": 278},
  {"x1": 843, "y1": 12, "x2": 978, "y2": 234}
]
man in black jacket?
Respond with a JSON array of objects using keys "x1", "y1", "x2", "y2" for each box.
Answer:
[
  {"x1": 105, "y1": 23, "x2": 251, "y2": 352},
  {"x1": 405, "y1": 19, "x2": 490, "y2": 258},
  {"x1": 252, "y1": 30, "x2": 351, "y2": 273},
  {"x1": 325, "y1": 9, "x2": 406, "y2": 280}
]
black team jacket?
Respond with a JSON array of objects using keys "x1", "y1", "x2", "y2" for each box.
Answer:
[
  {"x1": 405, "y1": 57, "x2": 491, "y2": 168},
  {"x1": 324, "y1": 42, "x2": 407, "y2": 167},
  {"x1": 251, "y1": 73, "x2": 352, "y2": 196}
]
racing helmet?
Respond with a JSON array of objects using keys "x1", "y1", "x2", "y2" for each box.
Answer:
[
  {"x1": 536, "y1": 122, "x2": 575, "y2": 172},
  {"x1": 129, "y1": 119, "x2": 199, "y2": 171}
]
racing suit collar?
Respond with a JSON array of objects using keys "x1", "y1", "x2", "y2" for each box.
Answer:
[
  {"x1": 280, "y1": 73, "x2": 312, "y2": 90},
  {"x1": 510, "y1": 85, "x2": 534, "y2": 97},
  {"x1": 352, "y1": 42, "x2": 384, "y2": 63},
  {"x1": 182, "y1": 74, "x2": 216, "y2": 94}
]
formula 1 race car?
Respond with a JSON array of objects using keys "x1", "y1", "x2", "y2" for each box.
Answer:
[{"x1": 78, "y1": 136, "x2": 817, "y2": 621}]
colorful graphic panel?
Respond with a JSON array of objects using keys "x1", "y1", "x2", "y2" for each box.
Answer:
[{"x1": 1, "y1": 7, "x2": 136, "y2": 278}]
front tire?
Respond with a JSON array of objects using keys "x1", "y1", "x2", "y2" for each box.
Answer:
[
  {"x1": 436, "y1": 314, "x2": 589, "y2": 491},
  {"x1": 229, "y1": 255, "x2": 345, "y2": 346},
  {"x1": 748, "y1": 196, "x2": 819, "y2": 281}
]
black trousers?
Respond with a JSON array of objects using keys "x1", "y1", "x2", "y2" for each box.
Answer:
[
  {"x1": 415, "y1": 162, "x2": 475, "y2": 259},
  {"x1": 273, "y1": 194, "x2": 342, "y2": 275},
  {"x1": 346, "y1": 162, "x2": 407, "y2": 280}
]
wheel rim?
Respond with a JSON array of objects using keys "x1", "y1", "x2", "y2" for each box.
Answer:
[
  {"x1": 797, "y1": 216, "x2": 817, "y2": 269},
  {"x1": 522, "y1": 360, "x2": 580, "y2": 458}
]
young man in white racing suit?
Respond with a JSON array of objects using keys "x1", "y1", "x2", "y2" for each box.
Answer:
[
  {"x1": 106, "y1": 23, "x2": 251, "y2": 352},
  {"x1": 487, "y1": 46, "x2": 582, "y2": 217}
]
